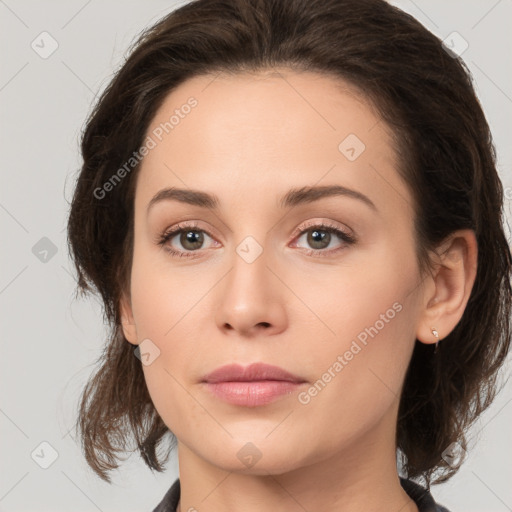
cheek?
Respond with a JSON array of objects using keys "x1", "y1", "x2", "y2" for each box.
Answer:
[
  {"x1": 128, "y1": 248, "x2": 216, "y2": 428},
  {"x1": 309, "y1": 286, "x2": 414, "y2": 390},
  {"x1": 129, "y1": 241, "x2": 198, "y2": 337},
  {"x1": 291, "y1": 249, "x2": 419, "y2": 414},
  {"x1": 286, "y1": 252, "x2": 415, "y2": 353},
  {"x1": 291, "y1": 291, "x2": 416, "y2": 456}
]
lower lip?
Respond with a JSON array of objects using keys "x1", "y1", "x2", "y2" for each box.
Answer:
[{"x1": 203, "y1": 381, "x2": 303, "y2": 407}]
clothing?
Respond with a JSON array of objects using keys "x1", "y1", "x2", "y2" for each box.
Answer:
[{"x1": 152, "y1": 477, "x2": 451, "y2": 511}]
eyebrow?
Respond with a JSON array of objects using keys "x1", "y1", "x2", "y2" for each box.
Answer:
[{"x1": 146, "y1": 184, "x2": 377, "y2": 214}]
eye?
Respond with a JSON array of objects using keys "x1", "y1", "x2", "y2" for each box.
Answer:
[
  {"x1": 156, "y1": 220, "x2": 356, "y2": 259},
  {"x1": 156, "y1": 221, "x2": 217, "y2": 259},
  {"x1": 291, "y1": 221, "x2": 356, "y2": 257}
]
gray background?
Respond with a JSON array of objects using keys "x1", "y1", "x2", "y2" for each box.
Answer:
[{"x1": 1, "y1": 1, "x2": 511, "y2": 511}]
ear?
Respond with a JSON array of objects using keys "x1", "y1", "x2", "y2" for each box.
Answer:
[
  {"x1": 416, "y1": 229, "x2": 478, "y2": 345},
  {"x1": 119, "y1": 291, "x2": 139, "y2": 346}
]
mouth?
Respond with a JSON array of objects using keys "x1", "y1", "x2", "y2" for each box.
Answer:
[{"x1": 201, "y1": 363, "x2": 307, "y2": 407}]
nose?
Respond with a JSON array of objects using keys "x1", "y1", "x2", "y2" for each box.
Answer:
[{"x1": 214, "y1": 246, "x2": 288, "y2": 338}]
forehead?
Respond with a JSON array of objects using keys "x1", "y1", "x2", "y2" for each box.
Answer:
[
  {"x1": 144, "y1": 68, "x2": 387, "y2": 152},
  {"x1": 135, "y1": 69, "x2": 411, "y2": 217}
]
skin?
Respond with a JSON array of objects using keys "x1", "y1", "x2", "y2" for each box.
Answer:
[{"x1": 120, "y1": 68, "x2": 477, "y2": 512}]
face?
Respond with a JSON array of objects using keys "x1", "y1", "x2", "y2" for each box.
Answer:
[{"x1": 121, "y1": 69, "x2": 427, "y2": 475}]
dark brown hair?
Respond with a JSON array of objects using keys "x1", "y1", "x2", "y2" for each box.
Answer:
[{"x1": 66, "y1": 0, "x2": 512, "y2": 486}]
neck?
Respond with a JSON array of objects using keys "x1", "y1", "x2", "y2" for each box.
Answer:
[{"x1": 175, "y1": 406, "x2": 418, "y2": 512}]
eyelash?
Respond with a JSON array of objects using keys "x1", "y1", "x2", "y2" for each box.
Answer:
[{"x1": 156, "y1": 220, "x2": 357, "y2": 259}]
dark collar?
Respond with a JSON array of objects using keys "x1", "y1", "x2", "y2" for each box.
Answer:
[
  {"x1": 399, "y1": 477, "x2": 450, "y2": 511},
  {"x1": 152, "y1": 477, "x2": 450, "y2": 512}
]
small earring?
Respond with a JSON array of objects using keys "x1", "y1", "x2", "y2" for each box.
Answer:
[{"x1": 431, "y1": 327, "x2": 440, "y2": 353}]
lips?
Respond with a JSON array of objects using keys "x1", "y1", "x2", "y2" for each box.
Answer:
[
  {"x1": 202, "y1": 362, "x2": 306, "y2": 384},
  {"x1": 201, "y1": 363, "x2": 307, "y2": 407}
]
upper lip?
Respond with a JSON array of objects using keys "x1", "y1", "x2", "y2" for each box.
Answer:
[{"x1": 202, "y1": 363, "x2": 306, "y2": 384}]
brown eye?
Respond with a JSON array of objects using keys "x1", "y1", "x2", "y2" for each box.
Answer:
[
  {"x1": 157, "y1": 221, "x2": 217, "y2": 259},
  {"x1": 178, "y1": 230, "x2": 205, "y2": 251},
  {"x1": 306, "y1": 228, "x2": 332, "y2": 250},
  {"x1": 294, "y1": 223, "x2": 356, "y2": 256}
]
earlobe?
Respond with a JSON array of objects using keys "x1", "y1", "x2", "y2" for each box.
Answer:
[
  {"x1": 119, "y1": 293, "x2": 139, "y2": 345},
  {"x1": 416, "y1": 229, "x2": 478, "y2": 346}
]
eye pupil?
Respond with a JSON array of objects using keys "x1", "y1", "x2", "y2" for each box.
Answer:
[
  {"x1": 308, "y1": 229, "x2": 331, "y2": 249},
  {"x1": 182, "y1": 230, "x2": 203, "y2": 250}
]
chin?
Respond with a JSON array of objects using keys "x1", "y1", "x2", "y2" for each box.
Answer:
[{"x1": 213, "y1": 455, "x2": 302, "y2": 476}]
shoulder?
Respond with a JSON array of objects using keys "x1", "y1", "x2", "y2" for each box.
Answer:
[
  {"x1": 400, "y1": 477, "x2": 451, "y2": 512},
  {"x1": 152, "y1": 478, "x2": 180, "y2": 512}
]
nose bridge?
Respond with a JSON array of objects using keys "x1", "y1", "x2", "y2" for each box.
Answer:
[
  {"x1": 214, "y1": 227, "x2": 287, "y2": 334},
  {"x1": 226, "y1": 232, "x2": 272, "y2": 303}
]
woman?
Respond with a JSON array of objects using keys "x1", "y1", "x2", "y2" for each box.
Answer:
[{"x1": 66, "y1": 0, "x2": 511, "y2": 511}]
